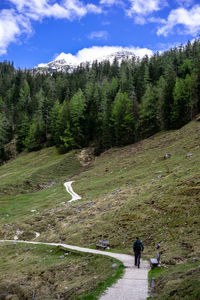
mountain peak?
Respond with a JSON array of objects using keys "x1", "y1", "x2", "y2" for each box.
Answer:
[{"x1": 35, "y1": 46, "x2": 153, "y2": 73}]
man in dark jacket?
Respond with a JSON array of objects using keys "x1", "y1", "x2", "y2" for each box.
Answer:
[{"x1": 133, "y1": 237, "x2": 144, "y2": 268}]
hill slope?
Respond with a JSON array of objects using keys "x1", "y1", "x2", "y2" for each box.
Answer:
[{"x1": 0, "y1": 119, "x2": 200, "y2": 298}]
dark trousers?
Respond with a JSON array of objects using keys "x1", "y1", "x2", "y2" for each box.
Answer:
[{"x1": 134, "y1": 251, "x2": 141, "y2": 267}]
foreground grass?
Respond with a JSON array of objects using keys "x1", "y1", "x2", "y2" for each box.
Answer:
[
  {"x1": 0, "y1": 119, "x2": 200, "y2": 298},
  {"x1": 0, "y1": 242, "x2": 123, "y2": 300},
  {"x1": 148, "y1": 260, "x2": 200, "y2": 299}
]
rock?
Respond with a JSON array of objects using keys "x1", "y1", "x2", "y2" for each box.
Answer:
[
  {"x1": 46, "y1": 181, "x2": 56, "y2": 188},
  {"x1": 23, "y1": 248, "x2": 30, "y2": 252},
  {"x1": 196, "y1": 116, "x2": 200, "y2": 121},
  {"x1": 112, "y1": 263, "x2": 118, "y2": 269},
  {"x1": 164, "y1": 153, "x2": 171, "y2": 159},
  {"x1": 112, "y1": 188, "x2": 121, "y2": 195},
  {"x1": 31, "y1": 209, "x2": 36, "y2": 212}
]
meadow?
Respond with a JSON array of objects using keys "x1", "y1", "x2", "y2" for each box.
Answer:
[{"x1": 0, "y1": 119, "x2": 200, "y2": 299}]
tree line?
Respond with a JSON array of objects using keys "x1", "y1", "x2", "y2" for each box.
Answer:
[{"x1": 0, "y1": 39, "x2": 200, "y2": 163}]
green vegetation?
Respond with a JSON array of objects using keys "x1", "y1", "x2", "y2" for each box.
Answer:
[
  {"x1": 1, "y1": 40, "x2": 200, "y2": 162},
  {"x1": 0, "y1": 242, "x2": 123, "y2": 300},
  {"x1": 0, "y1": 147, "x2": 81, "y2": 196},
  {"x1": 148, "y1": 261, "x2": 200, "y2": 299},
  {"x1": 0, "y1": 117, "x2": 199, "y2": 297}
]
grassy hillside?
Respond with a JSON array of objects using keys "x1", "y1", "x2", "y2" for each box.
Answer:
[
  {"x1": 0, "y1": 119, "x2": 200, "y2": 298},
  {"x1": 0, "y1": 242, "x2": 123, "y2": 300}
]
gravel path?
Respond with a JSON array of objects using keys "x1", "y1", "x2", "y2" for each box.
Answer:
[
  {"x1": 0, "y1": 240, "x2": 149, "y2": 300},
  {"x1": 63, "y1": 181, "x2": 82, "y2": 202}
]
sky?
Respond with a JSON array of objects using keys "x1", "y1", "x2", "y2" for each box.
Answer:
[{"x1": 0, "y1": 0, "x2": 200, "y2": 69}]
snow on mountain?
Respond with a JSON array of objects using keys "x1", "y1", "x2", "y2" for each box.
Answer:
[{"x1": 35, "y1": 46, "x2": 153, "y2": 73}]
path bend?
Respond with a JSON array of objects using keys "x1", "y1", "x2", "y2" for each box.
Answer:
[
  {"x1": 0, "y1": 240, "x2": 149, "y2": 300},
  {"x1": 64, "y1": 181, "x2": 81, "y2": 202}
]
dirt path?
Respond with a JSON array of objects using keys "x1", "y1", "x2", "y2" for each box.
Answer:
[{"x1": 0, "y1": 240, "x2": 149, "y2": 300}]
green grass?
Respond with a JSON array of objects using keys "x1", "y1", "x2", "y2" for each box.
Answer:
[
  {"x1": 0, "y1": 242, "x2": 124, "y2": 300},
  {"x1": 148, "y1": 260, "x2": 200, "y2": 299},
  {"x1": 0, "y1": 119, "x2": 200, "y2": 298},
  {"x1": 0, "y1": 147, "x2": 82, "y2": 196}
]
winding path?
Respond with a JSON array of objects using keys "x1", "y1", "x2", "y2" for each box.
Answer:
[
  {"x1": 0, "y1": 240, "x2": 149, "y2": 300},
  {"x1": 64, "y1": 181, "x2": 82, "y2": 202},
  {"x1": 1, "y1": 181, "x2": 149, "y2": 299}
]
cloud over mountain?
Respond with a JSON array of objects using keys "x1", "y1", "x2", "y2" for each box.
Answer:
[{"x1": 38, "y1": 45, "x2": 153, "y2": 71}]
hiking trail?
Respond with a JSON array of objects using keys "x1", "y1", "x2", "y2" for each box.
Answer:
[
  {"x1": 0, "y1": 181, "x2": 149, "y2": 299},
  {"x1": 0, "y1": 240, "x2": 149, "y2": 300},
  {"x1": 64, "y1": 181, "x2": 82, "y2": 202}
]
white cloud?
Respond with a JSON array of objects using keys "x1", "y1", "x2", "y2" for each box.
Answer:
[
  {"x1": 0, "y1": 9, "x2": 31, "y2": 55},
  {"x1": 148, "y1": 16, "x2": 166, "y2": 24},
  {"x1": 8, "y1": 0, "x2": 102, "y2": 20},
  {"x1": 0, "y1": 0, "x2": 102, "y2": 55},
  {"x1": 134, "y1": 16, "x2": 146, "y2": 24},
  {"x1": 176, "y1": 0, "x2": 194, "y2": 7},
  {"x1": 88, "y1": 31, "x2": 108, "y2": 40},
  {"x1": 157, "y1": 5, "x2": 200, "y2": 36},
  {"x1": 100, "y1": 0, "x2": 121, "y2": 5},
  {"x1": 50, "y1": 45, "x2": 153, "y2": 65},
  {"x1": 127, "y1": 0, "x2": 166, "y2": 17}
]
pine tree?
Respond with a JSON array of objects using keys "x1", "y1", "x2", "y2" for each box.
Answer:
[
  {"x1": 69, "y1": 89, "x2": 85, "y2": 147},
  {"x1": 25, "y1": 115, "x2": 46, "y2": 151},
  {"x1": 16, "y1": 114, "x2": 30, "y2": 152},
  {"x1": 171, "y1": 74, "x2": 196, "y2": 128},
  {"x1": 111, "y1": 91, "x2": 135, "y2": 145},
  {"x1": 139, "y1": 84, "x2": 160, "y2": 138},
  {"x1": 162, "y1": 66, "x2": 176, "y2": 129}
]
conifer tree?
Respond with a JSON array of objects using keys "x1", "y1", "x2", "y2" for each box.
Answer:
[
  {"x1": 111, "y1": 91, "x2": 135, "y2": 145},
  {"x1": 139, "y1": 84, "x2": 160, "y2": 137}
]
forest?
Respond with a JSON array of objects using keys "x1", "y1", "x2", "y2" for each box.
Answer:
[{"x1": 0, "y1": 39, "x2": 200, "y2": 163}]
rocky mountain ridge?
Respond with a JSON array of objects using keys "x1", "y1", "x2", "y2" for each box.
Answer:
[{"x1": 34, "y1": 50, "x2": 136, "y2": 73}]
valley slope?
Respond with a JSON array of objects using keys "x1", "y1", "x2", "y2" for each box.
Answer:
[{"x1": 0, "y1": 119, "x2": 200, "y2": 299}]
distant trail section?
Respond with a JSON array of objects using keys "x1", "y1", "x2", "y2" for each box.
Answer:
[{"x1": 64, "y1": 181, "x2": 82, "y2": 202}]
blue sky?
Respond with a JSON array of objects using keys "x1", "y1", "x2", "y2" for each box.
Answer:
[{"x1": 0, "y1": 0, "x2": 200, "y2": 68}]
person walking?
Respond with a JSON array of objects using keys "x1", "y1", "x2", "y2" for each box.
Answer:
[{"x1": 133, "y1": 237, "x2": 144, "y2": 268}]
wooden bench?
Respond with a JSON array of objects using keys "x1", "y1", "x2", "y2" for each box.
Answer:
[
  {"x1": 96, "y1": 240, "x2": 110, "y2": 250},
  {"x1": 150, "y1": 252, "x2": 160, "y2": 268}
]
